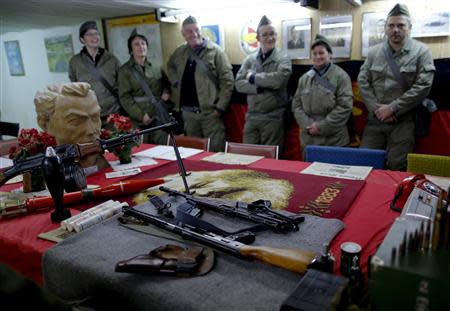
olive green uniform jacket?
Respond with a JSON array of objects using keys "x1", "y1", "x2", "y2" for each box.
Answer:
[
  {"x1": 166, "y1": 40, "x2": 234, "y2": 113},
  {"x1": 235, "y1": 48, "x2": 292, "y2": 147},
  {"x1": 292, "y1": 64, "x2": 353, "y2": 148},
  {"x1": 166, "y1": 40, "x2": 233, "y2": 152},
  {"x1": 357, "y1": 38, "x2": 435, "y2": 170},
  {"x1": 69, "y1": 49, "x2": 121, "y2": 118},
  {"x1": 118, "y1": 57, "x2": 171, "y2": 144}
]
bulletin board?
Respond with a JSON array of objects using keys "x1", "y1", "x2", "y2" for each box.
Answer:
[{"x1": 103, "y1": 12, "x2": 163, "y2": 67}]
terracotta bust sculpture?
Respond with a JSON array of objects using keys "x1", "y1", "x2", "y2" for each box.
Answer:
[{"x1": 34, "y1": 82, "x2": 109, "y2": 170}]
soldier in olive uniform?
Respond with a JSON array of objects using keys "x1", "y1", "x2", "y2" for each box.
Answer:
[
  {"x1": 358, "y1": 3, "x2": 435, "y2": 170},
  {"x1": 292, "y1": 34, "x2": 353, "y2": 153},
  {"x1": 118, "y1": 30, "x2": 172, "y2": 145},
  {"x1": 167, "y1": 16, "x2": 234, "y2": 152},
  {"x1": 69, "y1": 21, "x2": 121, "y2": 127},
  {"x1": 235, "y1": 15, "x2": 292, "y2": 151}
]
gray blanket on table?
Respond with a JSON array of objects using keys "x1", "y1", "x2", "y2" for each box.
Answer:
[{"x1": 43, "y1": 196, "x2": 344, "y2": 311}]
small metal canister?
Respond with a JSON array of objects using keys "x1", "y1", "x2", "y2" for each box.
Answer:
[{"x1": 340, "y1": 242, "x2": 361, "y2": 277}]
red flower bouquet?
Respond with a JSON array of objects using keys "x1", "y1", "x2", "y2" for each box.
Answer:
[
  {"x1": 9, "y1": 129, "x2": 57, "y2": 192},
  {"x1": 100, "y1": 113, "x2": 140, "y2": 164}
]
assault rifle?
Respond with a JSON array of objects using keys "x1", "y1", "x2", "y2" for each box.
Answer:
[
  {"x1": 122, "y1": 205, "x2": 320, "y2": 274},
  {"x1": 159, "y1": 186, "x2": 304, "y2": 233},
  {"x1": 0, "y1": 121, "x2": 177, "y2": 192}
]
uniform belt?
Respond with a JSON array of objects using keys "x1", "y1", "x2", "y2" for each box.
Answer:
[
  {"x1": 133, "y1": 96, "x2": 152, "y2": 103},
  {"x1": 182, "y1": 106, "x2": 201, "y2": 113}
]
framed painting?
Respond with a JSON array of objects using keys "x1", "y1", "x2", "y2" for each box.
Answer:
[
  {"x1": 361, "y1": 12, "x2": 387, "y2": 57},
  {"x1": 4, "y1": 40, "x2": 25, "y2": 76},
  {"x1": 44, "y1": 34, "x2": 74, "y2": 73},
  {"x1": 282, "y1": 18, "x2": 311, "y2": 60},
  {"x1": 201, "y1": 24, "x2": 224, "y2": 49},
  {"x1": 320, "y1": 15, "x2": 353, "y2": 58},
  {"x1": 103, "y1": 12, "x2": 163, "y2": 66},
  {"x1": 412, "y1": 11, "x2": 449, "y2": 38}
]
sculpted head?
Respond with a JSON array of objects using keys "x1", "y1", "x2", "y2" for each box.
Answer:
[{"x1": 35, "y1": 82, "x2": 101, "y2": 144}]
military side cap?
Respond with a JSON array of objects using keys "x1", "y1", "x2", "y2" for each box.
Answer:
[
  {"x1": 387, "y1": 3, "x2": 410, "y2": 17},
  {"x1": 257, "y1": 15, "x2": 272, "y2": 32},
  {"x1": 182, "y1": 16, "x2": 198, "y2": 26},
  {"x1": 79, "y1": 21, "x2": 97, "y2": 38},
  {"x1": 312, "y1": 34, "x2": 333, "y2": 52}
]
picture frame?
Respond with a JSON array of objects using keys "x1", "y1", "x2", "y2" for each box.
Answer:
[
  {"x1": 411, "y1": 11, "x2": 450, "y2": 38},
  {"x1": 201, "y1": 24, "x2": 225, "y2": 49},
  {"x1": 102, "y1": 12, "x2": 163, "y2": 66},
  {"x1": 3, "y1": 40, "x2": 25, "y2": 76},
  {"x1": 361, "y1": 12, "x2": 387, "y2": 58},
  {"x1": 282, "y1": 18, "x2": 311, "y2": 60},
  {"x1": 320, "y1": 15, "x2": 353, "y2": 58},
  {"x1": 44, "y1": 34, "x2": 74, "y2": 73}
]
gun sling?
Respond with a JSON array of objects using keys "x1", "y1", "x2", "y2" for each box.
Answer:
[
  {"x1": 80, "y1": 55, "x2": 119, "y2": 100},
  {"x1": 131, "y1": 67, "x2": 171, "y2": 124}
]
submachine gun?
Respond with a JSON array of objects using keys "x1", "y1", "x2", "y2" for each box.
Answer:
[
  {"x1": 159, "y1": 186, "x2": 304, "y2": 233},
  {"x1": 0, "y1": 121, "x2": 178, "y2": 193}
]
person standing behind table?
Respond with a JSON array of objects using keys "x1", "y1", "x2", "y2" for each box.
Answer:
[
  {"x1": 235, "y1": 15, "x2": 292, "y2": 152},
  {"x1": 118, "y1": 29, "x2": 172, "y2": 145},
  {"x1": 292, "y1": 34, "x2": 353, "y2": 154},
  {"x1": 167, "y1": 16, "x2": 234, "y2": 152},
  {"x1": 357, "y1": 3, "x2": 435, "y2": 171},
  {"x1": 69, "y1": 21, "x2": 121, "y2": 128}
]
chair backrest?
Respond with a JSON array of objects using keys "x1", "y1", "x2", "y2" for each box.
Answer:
[
  {"x1": 407, "y1": 153, "x2": 450, "y2": 177},
  {"x1": 0, "y1": 121, "x2": 20, "y2": 138},
  {"x1": 304, "y1": 145, "x2": 386, "y2": 169},
  {"x1": 0, "y1": 138, "x2": 19, "y2": 156},
  {"x1": 225, "y1": 142, "x2": 279, "y2": 159},
  {"x1": 168, "y1": 135, "x2": 210, "y2": 151}
]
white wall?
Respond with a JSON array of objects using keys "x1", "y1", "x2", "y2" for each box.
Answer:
[{"x1": 0, "y1": 21, "x2": 102, "y2": 130}]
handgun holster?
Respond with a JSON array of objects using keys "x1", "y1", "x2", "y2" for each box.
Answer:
[{"x1": 115, "y1": 244, "x2": 215, "y2": 277}]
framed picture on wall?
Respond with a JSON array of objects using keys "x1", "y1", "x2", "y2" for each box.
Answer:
[
  {"x1": 282, "y1": 18, "x2": 311, "y2": 60},
  {"x1": 4, "y1": 40, "x2": 25, "y2": 76},
  {"x1": 412, "y1": 11, "x2": 450, "y2": 38},
  {"x1": 320, "y1": 15, "x2": 353, "y2": 58},
  {"x1": 201, "y1": 24, "x2": 225, "y2": 49},
  {"x1": 44, "y1": 34, "x2": 74, "y2": 73},
  {"x1": 361, "y1": 12, "x2": 387, "y2": 58},
  {"x1": 103, "y1": 12, "x2": 163, "y2": 66}
]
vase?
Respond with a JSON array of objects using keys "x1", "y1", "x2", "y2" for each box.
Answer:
[
  {"x1": 116, "y1": 144, "x2": 133, "y2": 164},
  {"x1": 23, "y1": 171, "x2": 46, "y2": 193}
]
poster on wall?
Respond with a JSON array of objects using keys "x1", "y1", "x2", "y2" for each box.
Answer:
[
  {"x1": 103, "y1": 13, "x2": 163, "y2": 66},
  {"x1": 411, "y1": 11, "x2": 450, "y2": 38},
  {"x1": 282, "y1": 18, "x2": 311, "y2": 60},
  {"x1": 44, "y1": 34, "x2": 74, "y2": 73},
  {"x1": 3, "y1": 40, "x2": 25, "y2": 76},
  {"x1": 320, "y1": 15, "x2": 353, "y2": 58},
  {"x1": 361, "y1": 12, "x2": 387, "y2": 58},
  {"x1": 201, "y1": 24, "x2": 224, "y2": 48},
  {"x1": 239, "y1": 20, "x2": 259, "y2": 55}
]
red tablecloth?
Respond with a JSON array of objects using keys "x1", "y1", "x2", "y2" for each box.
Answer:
[{"x1": 0, "y1": 145, "x2": 409, "y2": 284}]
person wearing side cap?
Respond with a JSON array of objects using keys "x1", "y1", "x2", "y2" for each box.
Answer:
[
  {"x1": 69, "y1": 21, "x2": 121, "y2": 128},
  {"x1": 357, "y1": 3, "x2": 435, "y2": 170},
  {"x1": 292, "y1": 34, "x2": 353, "y2": 155},
  {"x1": 167, "y1": 16, "x2": 234, "y2": 152},
  {"x1": 118, "y1": 29, "x2": 172, "y2": 145},
  {"x1": 235, "y1": 15, "x2": 292, "y2": 152}
]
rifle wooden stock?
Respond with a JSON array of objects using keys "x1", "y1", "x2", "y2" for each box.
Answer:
[
  {"x1": 123, "y1": 206, "x2": 318, "y2": 275},
  {"x1": 239, "y1": 245, "x2": 316, "y2": 274}
]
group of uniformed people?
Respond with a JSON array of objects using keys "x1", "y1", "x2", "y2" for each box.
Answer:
[{"x1": 69, "y1": 3, "x2": 434, "y2": 171}]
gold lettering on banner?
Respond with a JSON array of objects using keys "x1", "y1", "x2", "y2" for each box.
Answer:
[{"x1": 299, "y1": 182, "x2": 346, "y2": 216}]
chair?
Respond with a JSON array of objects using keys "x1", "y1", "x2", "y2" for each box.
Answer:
[
  {"x1": 168, "y1": 135, "x2": 210, "y2": 151},
  {"x1": 0, "y1": 121, "x2": 20, "y2": 138},
  {"x1": 225, "y1": 142, "x2": 279, "y2": 159},
  {"x1": 407, "y1": 153, "x2": 450, "y2": 177},
  {"x1": 304, "y1": 145, "x2": 386, "y2": 169}
]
